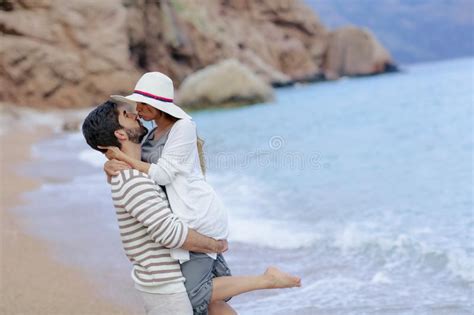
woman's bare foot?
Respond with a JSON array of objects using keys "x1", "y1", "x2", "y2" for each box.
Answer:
[{"x1": 263, "y1": 266, "x2": 301, "y2": 289}]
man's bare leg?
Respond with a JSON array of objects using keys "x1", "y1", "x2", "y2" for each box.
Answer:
[
  {"x1": 208, "y1": 301, "x2": 237, "y2": 315},
  {"x1": 211, "y1": 266, "x2": 301, "y2": 303}
]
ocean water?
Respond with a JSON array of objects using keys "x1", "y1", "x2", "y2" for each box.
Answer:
[{"x1": 17, "y1": 58, "x2": 473, "y2": 314}]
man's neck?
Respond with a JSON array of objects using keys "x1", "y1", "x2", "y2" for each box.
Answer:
[{"x1": 120, "y1": 141, "x2": 141, "y2": 161}]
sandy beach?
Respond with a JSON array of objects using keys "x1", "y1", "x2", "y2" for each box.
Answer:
[{"x1": 0, "y1": 129, "x2": 137, "y2": 315}]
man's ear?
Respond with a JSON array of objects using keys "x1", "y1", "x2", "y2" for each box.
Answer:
[{"x1": 114, "y1": 129, "x2": 127, "y2": 141}]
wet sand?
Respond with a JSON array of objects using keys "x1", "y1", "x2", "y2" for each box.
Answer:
[{"x1": 0, "y1": 129, "x2": 137, "y2": 315}]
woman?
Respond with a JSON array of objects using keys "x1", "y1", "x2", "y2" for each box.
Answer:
[{"x1": 102, "y1": 72, "x2": 300, "y2": 315}]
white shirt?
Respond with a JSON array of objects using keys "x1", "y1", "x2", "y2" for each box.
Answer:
[{"x1": 147, "y1": 118, "x2": 229, "y2": 261}]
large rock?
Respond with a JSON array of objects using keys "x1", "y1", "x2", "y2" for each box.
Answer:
[
  {"x1": 124, "y1": 0, "x2": 328, "y2": 86},
  {"x1": 0, "y1": 0, "x2": 139, "y2": 108},
  {"x1": 323, "y1": 26, "x2": 395, "y2": 80},
  {"x1": 176, "y1": 59, "x2": 274, "y2": 109}
]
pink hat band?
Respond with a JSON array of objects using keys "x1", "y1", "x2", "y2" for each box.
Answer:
[{"x1": 134, "y1": 90, "x2": 173, "y2": 103}]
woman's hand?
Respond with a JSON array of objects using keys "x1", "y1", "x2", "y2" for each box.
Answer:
[
  {"x1": 98, "y1": 146, "x2": 128, "y2": 162},
  {"x1": 104, "y1": 159, "x2": 131, "y2": 177},
  {"x1": 98, "y1": 145, "x2": 151, "y2": 176}
]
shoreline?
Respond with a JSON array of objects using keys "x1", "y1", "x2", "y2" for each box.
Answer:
[{"x1": 0, "y1": 128, "x2": 136, "y2": 315}]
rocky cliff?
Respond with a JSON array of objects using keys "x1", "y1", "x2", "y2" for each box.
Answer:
[
  {"x1": 0, "y1": 0, "x2": 140, "y2": 108},
  {"x1": 0, "y1": 0, "x2": 396, "y2": 109}
]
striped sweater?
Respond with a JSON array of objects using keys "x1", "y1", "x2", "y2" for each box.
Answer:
[{"x1": 110, "y1": 169, "x2": 189, "y2": 288}]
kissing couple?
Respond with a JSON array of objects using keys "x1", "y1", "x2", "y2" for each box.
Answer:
[{"x1": 82, "y1": 72, "x2": 301, "y2": 315}]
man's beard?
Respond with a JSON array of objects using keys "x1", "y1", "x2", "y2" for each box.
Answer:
[{"x1": 126, "y1": 124, "x2": 148, "y2": 144}]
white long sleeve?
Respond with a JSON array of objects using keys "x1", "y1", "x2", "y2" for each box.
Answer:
[
  {"x1": 148, "y1": 119, "x2": 197, "y2": 186},
  {"x1": 145, "y1": 118, "x2": 229, "y2": 262}
]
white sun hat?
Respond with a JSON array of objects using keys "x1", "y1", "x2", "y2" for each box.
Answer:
[{"x1": 111, "y1": 72, "x2": 191, "y2": 119}]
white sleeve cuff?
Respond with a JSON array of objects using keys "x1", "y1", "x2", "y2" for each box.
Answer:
[
  {"x1": 148, "y1": 163, "x2": 159, "y2": 181},
  {"x1": 147, "y1": 159, "x2": 173, "y2": 185}
]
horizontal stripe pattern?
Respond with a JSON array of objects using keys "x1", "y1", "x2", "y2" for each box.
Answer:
[{"x1": 110, "y1": 169, "x2": 188, "y2": 287}]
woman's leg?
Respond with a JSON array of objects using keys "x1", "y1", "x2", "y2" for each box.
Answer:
[
  {"x1": 210, "y1": 266, "x2": 301, "y2": 303},
  {"x1": 208, "y1": 301, "x2": 237, "y2": 315},
  {"x1": 181, "y1": 253, "x2": 301, "y2": 313}
]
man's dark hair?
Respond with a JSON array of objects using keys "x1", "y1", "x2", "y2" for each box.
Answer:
[{"x1": 82, "y1": 101, "x2": 122, "y2": 153}]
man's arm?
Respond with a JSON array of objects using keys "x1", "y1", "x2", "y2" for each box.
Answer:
[
  {"x1": 183, "y1": 230, "x2": 228, "y2": 253},
  {"x1": 114, "y1": 172, "x2": 225, "y2": 253}
]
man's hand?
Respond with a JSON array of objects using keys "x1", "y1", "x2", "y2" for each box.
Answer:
[
  {"x1": 104, "y1": 159, "x2": 131, "y2": 177},
  {"x1": 181, "y1": 230, "x2": 229, "y2": 254},
  {"x1": 216, "y1": 240, "x2": 228, "y2": 253}
]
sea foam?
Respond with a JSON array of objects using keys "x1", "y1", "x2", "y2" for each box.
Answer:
[
  {"x1": 78, "y1": 149, "x2": 107, "y2": 168},
  {"x1": 228, "y1": 216, "x2": 320, "y2": 249},
  {"x1": 331, "y1": 223, "x2": 474, "y2": 284}
]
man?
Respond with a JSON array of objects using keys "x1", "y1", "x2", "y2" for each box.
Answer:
[{"x1": 82, "y1": 101, "x2": 301, "y2": 315}]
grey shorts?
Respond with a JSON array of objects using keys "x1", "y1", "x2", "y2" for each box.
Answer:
[{"x1": 181, "y1": 252, "x2": 232, "y2": 315}]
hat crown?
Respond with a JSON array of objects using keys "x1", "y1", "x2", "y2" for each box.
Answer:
[{"x1": 134, "y1": 72, "x2": 174, "y2": 99}]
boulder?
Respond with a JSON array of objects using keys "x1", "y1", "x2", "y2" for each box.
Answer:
[
  {"x1": 323, "y1": 26, "x2": 395, "y2": 80},
  {"x1": 176, "y1": 59, "x2": 274, "y2": 109}
]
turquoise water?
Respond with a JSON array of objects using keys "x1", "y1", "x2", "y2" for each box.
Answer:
[{"x1": 20, "y1": 58, "x2": 473, "y2": 314}]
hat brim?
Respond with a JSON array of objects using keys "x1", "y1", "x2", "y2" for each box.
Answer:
[{"x1": 110, "y1": 94, "x2": 191, "y2": 120}]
